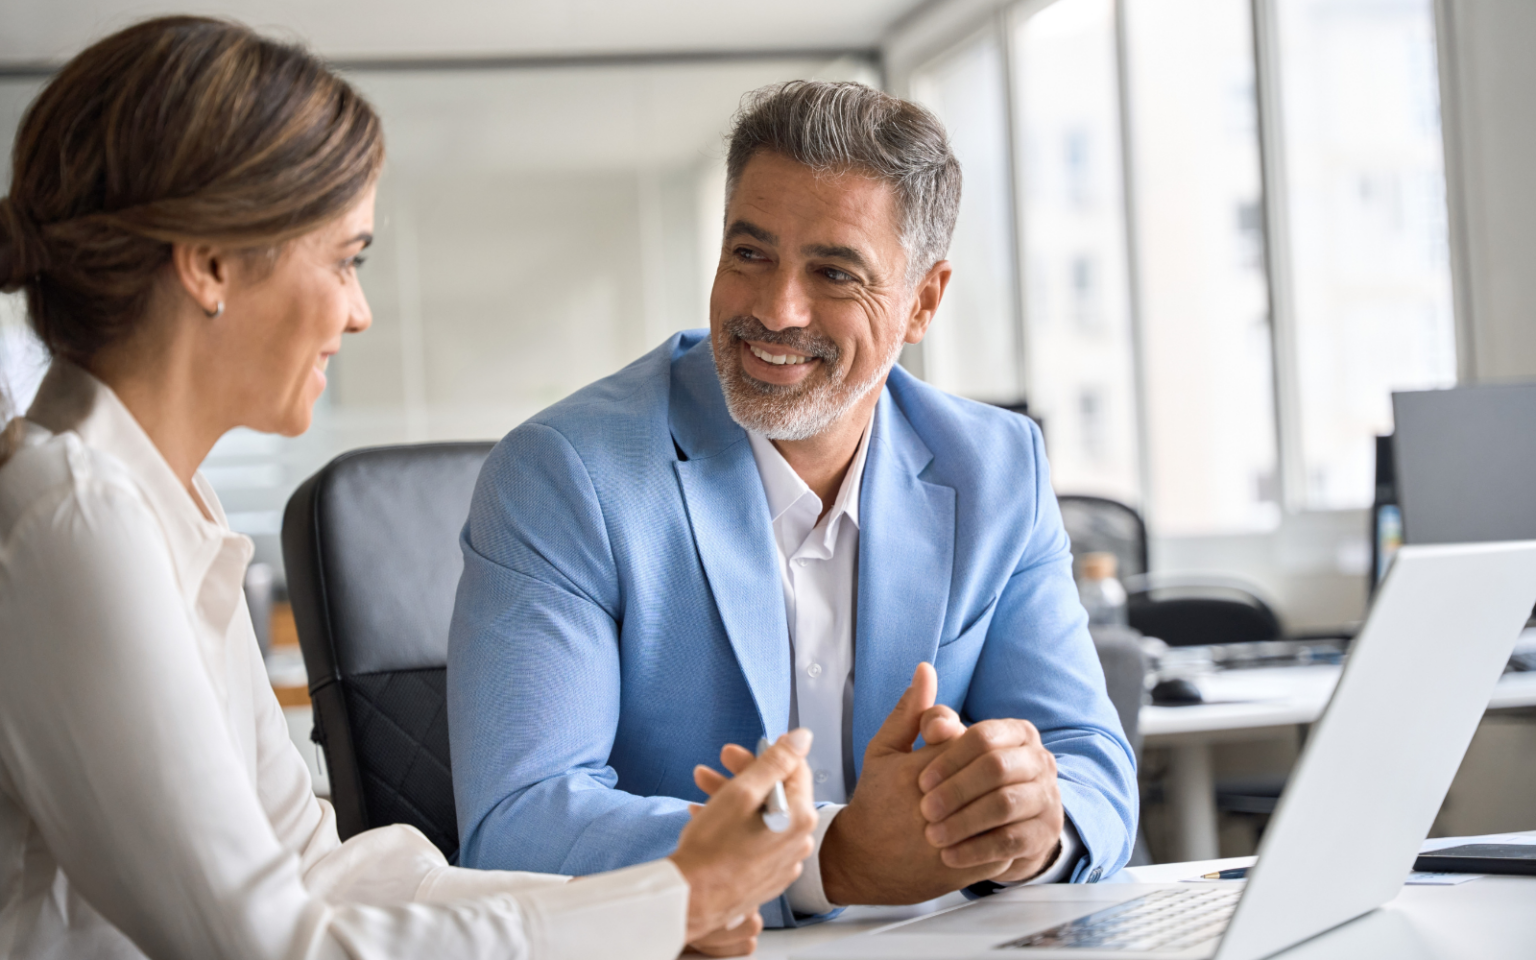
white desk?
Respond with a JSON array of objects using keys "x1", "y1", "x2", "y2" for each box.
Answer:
[
  {"x1": 1142, "y1": 663, "x2": 1536, "y2": 862},
  {"x1": 752, "y1": 837, "x2": 1536, "y2": 959}
]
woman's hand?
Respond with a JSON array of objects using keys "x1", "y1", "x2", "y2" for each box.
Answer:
[{"x1": 669, "y1": 729, "x2": 818, "y2": 954}]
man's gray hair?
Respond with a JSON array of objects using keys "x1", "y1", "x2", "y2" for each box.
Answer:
[{"x1": 725, "y1": 80, "x2": 962, "y2": 287}]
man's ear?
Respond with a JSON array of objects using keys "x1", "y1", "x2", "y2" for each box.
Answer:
[
  {"x1": 905, "y1": 260, "x2": 953, "y2": 344},
  {"x1": 169, "y1": 241, "x2": 229, "y2": 317}
]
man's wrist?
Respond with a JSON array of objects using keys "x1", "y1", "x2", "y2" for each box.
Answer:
[
  {"x1": 817, "y1": 807, "x2": 860, "y2": 907},
  {"x1": 785, "y1": 804, "x2": 845, "y2": 915}
]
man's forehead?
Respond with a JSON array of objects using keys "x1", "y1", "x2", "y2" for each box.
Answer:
[{"x1": 728, "y1": 152, "x2": 902, "y2": 254}]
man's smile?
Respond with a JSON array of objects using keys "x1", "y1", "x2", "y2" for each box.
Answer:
[
  {"x1": 739, "y1": 337, "x2": 824, "y2": 387},
  {"x1": 747, "y1": 343, "x2": 814, "y2": 366}
]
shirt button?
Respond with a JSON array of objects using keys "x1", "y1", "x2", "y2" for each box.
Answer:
[
  {"x1": 814, "y1": 770, "x2": 829, "y2": 784},
  {"x1": 807, "y1": 663, "x2": 823, "y2": 678},
  {"x1": 795, "y1": 558, "x2": 809, "y2": 566}
]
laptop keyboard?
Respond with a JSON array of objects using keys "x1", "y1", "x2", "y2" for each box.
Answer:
[{"x1": 997, "y1": 887, "x2": 1241, "y2": 952}]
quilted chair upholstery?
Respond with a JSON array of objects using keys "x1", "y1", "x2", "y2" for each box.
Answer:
[{"x1": 282, "y1": 442, "x2": 493, "y2": 859}]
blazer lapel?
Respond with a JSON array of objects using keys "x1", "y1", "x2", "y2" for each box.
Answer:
[
  {"x1": 851, "y1": 392, "x2": 956, "y2": 777},
  {"x1": 669, "y1": 338, "x2": 792, "y2": 739}
]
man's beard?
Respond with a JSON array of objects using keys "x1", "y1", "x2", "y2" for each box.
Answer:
[{"x1": 712, "y1": 315, "x2": 904, "y2": 441}]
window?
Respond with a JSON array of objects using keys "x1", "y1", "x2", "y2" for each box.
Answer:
[
  {"x1": 1273, "y1": 0, "x2": 1456, "y2": 510},
  {"x1": 909, "y1": 31, "x2": 1022, "y2": 403},
  {"x1": 1123, "y1": 0, "x2": 1280, "y2": 534},
  {"x1": 898, "y1": 0, "x2": 1456, "y2": 549},
  {"x1": 1013, "y1": 0, "x2": 1141, "y2": 504}
]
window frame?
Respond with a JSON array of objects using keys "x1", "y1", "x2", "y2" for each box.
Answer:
[{"x1": 884, "y1": 0, "x2": 1459, "y2": 526}]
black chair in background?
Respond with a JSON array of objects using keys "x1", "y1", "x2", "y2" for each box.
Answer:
[
  {"x1": 1058, "y1": 495, "x2": 1149, "y2": 585},
  {"x1": 1059, "y1": 494, "x2": 1289, "y2": 852},
  {"x1": 1056, "y1": 495, "x2": 1283, "y2": 647},
  {"x1": 282, "y1": 442, "x2": 494, "y2": 859},
  {"x1": 1126, "y1": 587, "x2": 1282, "y2": 648}
]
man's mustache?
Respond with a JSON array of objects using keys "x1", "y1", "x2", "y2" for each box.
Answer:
[{"x1": 723, "y1": 316, "x2": 840, "y2": 364}]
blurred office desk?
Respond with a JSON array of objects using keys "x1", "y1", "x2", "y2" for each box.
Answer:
[
  {"x1": 751, "y1": 838, "x2": 1536, "y2": 959},
  {"x1": 1142, "y1": 660, "x2": 1536, "y2": 862}
]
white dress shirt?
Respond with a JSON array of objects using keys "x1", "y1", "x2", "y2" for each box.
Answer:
[
  {"x1": 0, "y1": 362, "x2": 689, "y2": 960},
  {"x1": 747, "y1": 402, "x2": 1080, "y2": 916}
]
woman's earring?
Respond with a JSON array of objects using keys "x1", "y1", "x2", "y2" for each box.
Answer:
[{"x1": 205, "y1": 301, "x2": 224, "y2": 319}]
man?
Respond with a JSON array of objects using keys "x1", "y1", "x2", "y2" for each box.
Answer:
[{"x1": 447, "y1": 81, "x2": 1137, "y2": 945}]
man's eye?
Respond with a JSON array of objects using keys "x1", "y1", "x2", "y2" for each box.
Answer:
[
  {"x1": 823, "y1": 268, "x2": 853, "y2": 283},
  {"x1": 735, "y1": 247, "x2": 764, "y2": 261}
]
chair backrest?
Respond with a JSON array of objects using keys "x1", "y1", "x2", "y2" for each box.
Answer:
[
  {"x1": 281, "y1": 442, "x2": 493, "y2": 858},
  {"x1": 1056, "y1": 494, "x2": 1149, "y2": 581},
  {"x1": 1127, "y1": 593, "x2": 1282, "y2": 647}
]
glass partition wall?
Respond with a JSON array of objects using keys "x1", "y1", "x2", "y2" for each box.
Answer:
[{"x1": 0, "y1": 57, "x2": 876, "y2": 575}]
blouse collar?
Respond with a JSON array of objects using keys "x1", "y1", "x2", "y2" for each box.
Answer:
[{"x1": 27, "y1": 359, "x2": 253, "y2": 634}]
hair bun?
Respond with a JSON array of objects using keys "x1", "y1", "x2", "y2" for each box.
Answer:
[{"x1": 0, "y1": 196, "x2": 47, "y2": 291}]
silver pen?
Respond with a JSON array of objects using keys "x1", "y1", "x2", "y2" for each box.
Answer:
[{"x1": 756, "y1": 737, "x2": 791, "y2": 832}]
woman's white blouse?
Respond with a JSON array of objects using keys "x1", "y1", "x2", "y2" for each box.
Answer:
[{"x1": 0, "y1": 362, "x2": 689, "y2": 960}]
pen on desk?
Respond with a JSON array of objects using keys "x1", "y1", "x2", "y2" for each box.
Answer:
[
  {"x1": 1201, "y1": 868, "x2": 1249, "y2": 880},
  {"x1": 756, "y1": 737, "x2": 791, "y2": 833}
]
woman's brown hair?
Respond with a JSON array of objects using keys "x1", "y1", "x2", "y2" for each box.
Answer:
[{"x1": 0, "y1": 15, "x2": 384, "y2": 367}]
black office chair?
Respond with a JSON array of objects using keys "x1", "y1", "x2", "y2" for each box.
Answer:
[
  {"x1": 1126, "y1": 587, "x2": 1282, "y2": 647},
  {"x1": 1057, "y1": 495, "x2": 1149, "y2": 585},
  {"x1": 281, "y1": 441, "x2": 494, "y2": 859},
  {"x1": 1056, "y1": 495, "x2": 1282, "y2": 647}
]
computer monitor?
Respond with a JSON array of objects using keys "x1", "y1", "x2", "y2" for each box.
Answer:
[
  {"x1": 1392, "y1": 382, "x2": 1536, "y2": 545},
  {"x1": 1369, "y1": 435, "x2": 1401, "y2": 591}
]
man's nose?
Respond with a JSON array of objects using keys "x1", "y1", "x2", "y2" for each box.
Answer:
[{"x1": 754, "y1": 265, "x2": 813, "y2": 331}]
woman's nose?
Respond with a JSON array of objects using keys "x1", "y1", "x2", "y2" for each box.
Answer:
[{"x1": 347, "y1": 290, "x2": 373, "y2": 334}]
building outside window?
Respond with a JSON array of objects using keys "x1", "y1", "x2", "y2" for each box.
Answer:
[
  {"x1": 1273, "y1": 0, "x2": 1456, "y2": 511},
  {"x1": 908, "y1": 30, "x2": 1023, "y2": 404},
  {"x1": 1013, "y1": 0, "x2": 1142, "y2": 505},
  {"x1": 897, "y1": 0, "x2": 1453, "y2": 556}
]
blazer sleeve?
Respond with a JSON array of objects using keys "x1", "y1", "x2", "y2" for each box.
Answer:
[
  {"x1": 448, "y1": 421, "x2": 697, "y2": 877},
  {"x1": 962, "y1": 418, "x2": 1139, "y2": 882}
]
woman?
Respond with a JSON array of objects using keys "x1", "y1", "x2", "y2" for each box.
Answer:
[{"x1": 0, "y1": 16, "x2": 816, "y2": 960}]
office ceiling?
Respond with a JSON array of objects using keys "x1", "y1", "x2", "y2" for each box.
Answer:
[{"x1": 0, "y1": 0, "x2": 930, "y2": 65}]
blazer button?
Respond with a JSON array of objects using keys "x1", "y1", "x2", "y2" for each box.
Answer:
[{"x1": 1086, "y1": 866, "x2": 1102, "y2": 882}]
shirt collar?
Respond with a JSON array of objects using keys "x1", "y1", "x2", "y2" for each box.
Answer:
[
  {"x1": 26, "y1": 359, "x2": 253, "y2": 629},
  {"x1": 747, "y1": 402, "x2": 876, "y2": 533}
]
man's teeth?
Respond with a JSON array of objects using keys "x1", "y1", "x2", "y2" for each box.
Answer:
[{"x1": 749, "y1": 344, "x2": 812, "y2": 366}]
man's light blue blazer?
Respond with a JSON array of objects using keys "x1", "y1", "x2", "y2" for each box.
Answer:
[{"x1": 447, "y1": 331, "x2": 1137, "y2": 926}]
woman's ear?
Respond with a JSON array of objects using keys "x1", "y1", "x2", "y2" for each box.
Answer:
[{"x1": 169, "y1": 242, "x2": 229, "y2": 318}]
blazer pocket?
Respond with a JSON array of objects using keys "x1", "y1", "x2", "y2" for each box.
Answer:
[{"x1": 939, "y1": 593, "x2": 1000, "y2": 648}]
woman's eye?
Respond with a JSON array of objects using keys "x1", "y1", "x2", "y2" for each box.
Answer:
[{"x1": 345, "y1": 255, "x2": 367, "y2": 272}]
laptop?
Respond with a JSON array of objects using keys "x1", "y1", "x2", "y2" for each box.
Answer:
[{"x1": 798, "y1": 541, "x2": 1536, "y2": 960}]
